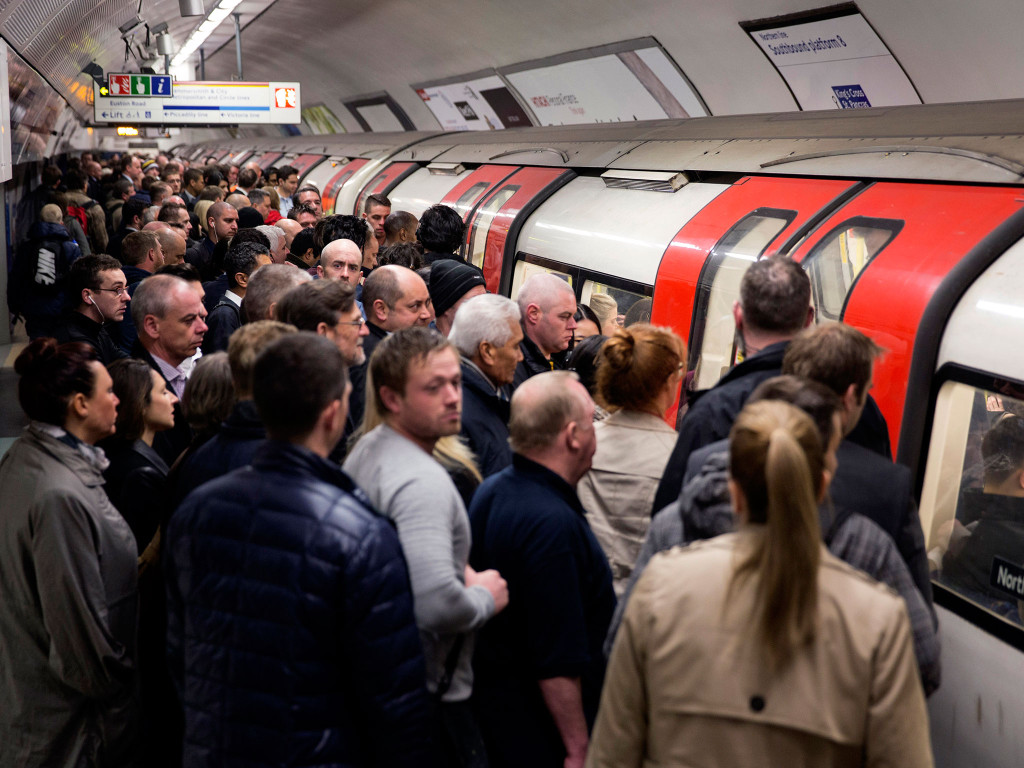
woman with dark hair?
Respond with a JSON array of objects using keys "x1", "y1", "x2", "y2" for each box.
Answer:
[
  {"x1": 573, "y1": 302, "x2": 601, "y2": 344},
  {"x1": 567, "y1": 333, "x2": 609, "y2": 417},
  {"x1": 0, "y1": 338, "x2": 138, "y2": 767},
  {"x1": 577, "y1": 324, "x2": 685, "y2": 594},
  {"x1": 101, "y1": 357, "x2": 178, "y2": 552},
  {"x1": 587, "y1": 400, "x2": 932, "y2": 767}
]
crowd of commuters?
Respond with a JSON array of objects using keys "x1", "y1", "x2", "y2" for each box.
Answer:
[{"x1": 0, "y1": 150, "x2": 938, "y2": 767}]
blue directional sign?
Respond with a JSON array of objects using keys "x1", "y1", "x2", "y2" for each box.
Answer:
[{"x1": 151, "y1": 75, "x2": 172, "y2": 96}]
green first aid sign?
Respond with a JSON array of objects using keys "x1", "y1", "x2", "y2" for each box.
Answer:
[{"x1": 130, "y1": 75, "x2": 150, "y2": 95}]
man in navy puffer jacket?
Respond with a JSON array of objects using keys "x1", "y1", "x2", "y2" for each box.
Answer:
[{"x1": 165, "y1": 332, "x2": 435, "y2": 767}]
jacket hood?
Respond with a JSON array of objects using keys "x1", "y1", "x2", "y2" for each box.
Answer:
[{"x1": 679, "y1": 449, "x2": 734, "y2": 542}]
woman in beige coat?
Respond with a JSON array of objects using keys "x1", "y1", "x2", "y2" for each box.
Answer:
[
  {"x1": 577, "y1": 323, "x2": 685, "y2": 595},
  {"x1": 586, "y1": 400, "x2": 932, "y2": 768}
]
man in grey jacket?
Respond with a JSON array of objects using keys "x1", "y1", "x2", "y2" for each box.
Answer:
[{"x1": 344, "y1": 327, "x2": 508, "y2": 765}]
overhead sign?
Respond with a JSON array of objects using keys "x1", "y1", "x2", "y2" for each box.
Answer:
[
  {"x1": 93, "y1": 81, "x2": 301, "y2": 125},
  {"x1": 107, "y1": 73, "x2": 173, "y2": 97},
  {"x1": 414, "y1": 73, "x2": 533, "y2": 131},
  {"x1": 500, "y1": 40, "x2": 708, "y2": 126},
  {"x1": 744, "y1": 7, "x2": 921, "y2": 110}
]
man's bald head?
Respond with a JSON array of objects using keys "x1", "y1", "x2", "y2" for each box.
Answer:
[
  {"x1": 226, "y1": 192, "x2": 251, "y2": 210},
  {"x1": 143, "y1": 221, "x2": 170, "y2": 232},
  {"x1": 517, "y1": 273, "x2": 575, "y2": 315},
  {"x1": 276, "y1": 218, "x2": 301, "y2": 249},
  {"x1": 156, "y1": 228, "x2": 187, "y2": 265},
  {"x1": 318, "y1": 239, "x2": 363, "y2": 285},
  {"x1": 508, "y1": 371, "x2": 596, "y2": 484}
]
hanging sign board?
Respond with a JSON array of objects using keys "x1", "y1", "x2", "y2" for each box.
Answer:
[
  {"x1": 93, "y1": 81, "x2": 301, "y2": 124},
  {"x1": 414, "y1": 72, "x2": 533, "y2": 131},
  {"x1": 743, "y1": 6, "x2": 921, "y2": 110}
]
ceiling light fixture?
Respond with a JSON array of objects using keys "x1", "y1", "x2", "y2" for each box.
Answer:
[{"x1": 171, "y1": 0, "x2": 244, "y2": 68}]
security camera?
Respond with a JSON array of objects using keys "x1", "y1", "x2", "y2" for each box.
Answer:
[{"x1": 119, "y1": 15, "x2": 145, "y2": 39}]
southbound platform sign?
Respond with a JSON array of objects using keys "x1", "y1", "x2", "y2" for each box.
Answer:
[{"x1": 93, "y1": 81, "x2": 301, "y2": 125}]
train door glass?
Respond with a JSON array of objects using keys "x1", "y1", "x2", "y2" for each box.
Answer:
[
  {"x1": 385, "y1": 166, "x2": 475, "y2": 218},
  {"x1": 318, "y1": 159, "x2": 370, "y2": 215},
  {"x1": 254, "y1": 152, "x2": 284, "y2": 170},
  {"x1": 441, "y1": 165, "x2": 520, "y2": 230},
  {"x1": 580, "y1": 280, "x2": 650, "y2": 330},
  {"x1": 354, "y1": 162, "x2": 417, "y2": 217},
  {"x1": 801, "y1": 218, "x2": 901, "y2": 323},
  {"x1": 688, "y1": 210, "x2": 795, "y2": 390},
  {"x1": 469, "y1": 187, "x2": 519, "y2": 268},
  {"x1": 454, "y1": 183, "x2": 489, "y2": 216},
  {"x1": 292, "y1": 154, "x2": 326, "y2": 178},
  {"x1": 510, "y1": 259, "x2": 572, "y2": 300},
  {"x1": 919, "y1": 374, "x2": 1024, "y2": 627}
]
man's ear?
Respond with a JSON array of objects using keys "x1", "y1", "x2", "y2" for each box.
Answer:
[
  {"x1": 379, "y1": 385, "x2": 403, "y2": 415},
  {"x1": 235, "y1": 272, "x2": 249, "y2": 289},
  {"x1": 315, "y1": 321, "x2": 330, "y2": 338},
  {"x1": 525, "y1": 303, "x2": 542, "y2": 326},
  {"x1": 804, "y1": 305, "x2": 815, "y2": 328},
  {"x1": 565, "y1": 420, "x2": 582, "y2": 452},
  {"x1": 316, "y1": 264, "x2": 325, "y2": 279},
  {"x1": 732, "y1": 300, "x2": 743, "y2": 332},
  {"x1": 841, "y1": 382, "x2": 859, "y2": 415},
  {"x1": 479, "y1": 340, "x2": 497, "y2": 367},
  {"x1": 372, "y1": 299, "x2": 389, "y2": 325},
  {"x1": 142, "y1": 314, "x2": 160, "y2": 340}
]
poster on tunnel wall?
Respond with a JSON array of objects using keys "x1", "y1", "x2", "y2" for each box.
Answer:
[
  {"x1": 414, "y1": 73, "x2": 533, "y2": 131},
  {"x1": 743, "y1": 7, "x2": 921, "y2": 110}
]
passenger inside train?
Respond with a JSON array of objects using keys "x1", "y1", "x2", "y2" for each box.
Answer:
[{"x1": 5, "y1": 135, "x2": 1024, "y2": 768}]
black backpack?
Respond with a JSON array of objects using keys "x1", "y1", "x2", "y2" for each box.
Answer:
[{"x1": 8, "y1": 236, "x2": 71, "y2": 313}]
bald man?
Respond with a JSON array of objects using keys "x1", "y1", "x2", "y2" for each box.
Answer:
[
  {"x1": 468, "y1": 370, "x2": 613, "y2": 768},
  {"x1": 513, "y1": 272, "x2": 578, "y2": 389},
  {"x1": 276, "y1": 218, "x2": 302, "y2": 251},
  {"x1": 226, "y1": 192, "x2": 252, "y2": 211},
  {"x1": 318, "y1": 239, "x2": 363, "y2": 286},
  {"x1": 156, "y1": 227, "x2": 187, "y2": 266}
]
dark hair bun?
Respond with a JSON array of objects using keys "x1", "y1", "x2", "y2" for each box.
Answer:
[
  {"x1": 601, "y1": 329, "x2": 636, "y2": 372},
  {"x1": 14, "y1": 337, "x2": 59, "y2": 376}
]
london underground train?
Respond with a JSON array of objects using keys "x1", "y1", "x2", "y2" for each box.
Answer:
[{"x1": 181, "y1": 99, "x2": 1024, "y2": 766}]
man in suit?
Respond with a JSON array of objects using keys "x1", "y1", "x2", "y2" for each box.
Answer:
[
  {"x1": 131, "y1": 274, "x2": 208, "y2": 464},
  {"x1": 782, "y1": 322, "x2": 933, "y2": 612}
]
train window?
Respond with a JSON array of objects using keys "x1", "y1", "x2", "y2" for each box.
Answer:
[
  {"x1": 510, "y1": 259, "x2": 572, "y2": 301},
  {"x1": 689, "y1": 210, "x2": 795, "y2": 390},
  {"x1": 469, "y1": 186, "x2": 520, "y2": 268},
  {"x1": 920, "y1": 376, "x2": 1024, "y2": 626},
  {"x1": 581, "y1": 280, "x2": 650, "y2": 329},
  {"x1": 801, "y1": 217, "x2": 901, "y2": 323},
  {"x1": 454, "y1": 183, "x2": 490, "y2": 219}
]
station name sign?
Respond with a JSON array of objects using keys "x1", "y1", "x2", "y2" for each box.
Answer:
[{"x1": 93, "y1": 80, "x2": 301, "y2": 125}]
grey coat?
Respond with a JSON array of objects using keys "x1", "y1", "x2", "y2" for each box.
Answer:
[{"x1": 0, "y1": 425, "x2": 139, "y2": 767}]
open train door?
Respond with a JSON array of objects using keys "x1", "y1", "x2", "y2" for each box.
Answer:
[
  {"x1": 787, "y1": 183, "x2": 1024, "y2": 451},
  {"x1": 652, "y1": 176, "x2": 861, "y2": 423}
]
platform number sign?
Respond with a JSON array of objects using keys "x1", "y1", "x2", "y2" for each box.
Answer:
[{"x1": 106, "y1": 73, "x2": 173, "y2": 98}]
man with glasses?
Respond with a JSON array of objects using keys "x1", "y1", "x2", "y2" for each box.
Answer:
[
  {"x1": 276, "y1": 280, "x2": 370, "y2": 367},
  {"x1": 53, "y1": 255, "x2": 130, "y2": 364}
]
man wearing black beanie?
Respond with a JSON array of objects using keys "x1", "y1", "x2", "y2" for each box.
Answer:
[{"x1": 429, "y1": 258, "x2": 487, "y2": 336}]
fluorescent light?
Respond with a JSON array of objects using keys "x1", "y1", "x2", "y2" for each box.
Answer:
[{"x1": 171, "y1": 0, "x2": 248, "y2": 68}]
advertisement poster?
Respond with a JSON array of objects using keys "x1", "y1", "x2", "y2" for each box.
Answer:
[
  {"x1": 415, "y1": 73, "x2": 532, "y2": 131},
  {"x1": 501, "y1": 42, "x2": 708, "y2": 126},
  {"x1": 302, "y1": 103, "x2": 346, "y2": 134},
  {"x1": 744, "y1": 8, "x2": 920, "y2": 110}
]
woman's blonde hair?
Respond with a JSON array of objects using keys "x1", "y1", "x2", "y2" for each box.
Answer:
[
  {"x1": 728, "y1": 399, "x2": 825, "y2": 671},
  {"x1": 596, "y1": 323, "x2": 684, "y2": 412},
  {"x1": 353, "y1": 364, "x2": 481, "y2": 485}
]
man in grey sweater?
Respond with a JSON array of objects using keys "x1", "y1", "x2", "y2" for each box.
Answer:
[{"x1": 344, "y1": 327, "x2": 508, "y2": 766}]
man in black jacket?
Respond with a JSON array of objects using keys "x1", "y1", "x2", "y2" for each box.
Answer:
[
  {"x1": 53, "y1": 255, "x2": 130, "y2": 364},
  {"x1": 783, "y1": 321, "x2": 934, "y2": 613},
  {"x1": 512, "y1": 272, "x2": 578, "y2": 389},
  {"x1": 165, "y1": 332, "x2": 434, "y2": 767},
  {"x1": 653, "y1": 255, "x2": 814, "y2": 513},
  {"x1": 449, "y1": 293, "x2": 524, "y2": 477},
  {"x1": 201, "y1": 241, "x2": 271, "y2": 354}
]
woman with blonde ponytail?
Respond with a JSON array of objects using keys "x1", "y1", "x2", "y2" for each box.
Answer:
[{"x1": 587, "y1": 399, "x2": 933, "y2": 768}]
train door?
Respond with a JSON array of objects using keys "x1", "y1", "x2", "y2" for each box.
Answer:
[
  {"x1": 462, "y1": 167, "x2": 576, "y2": 292},
  {"x1": 652, "y1": 176, "x2": 861, "y2": 398},
  {"x1": 312, "y1": 159, "x2": 371, "y2": 215},
  {"x1": 787, "y1": 183, "x2": 1024, "y2": 449},
  {"x1": 439, "y1": 165, "x2": 519, "y2": 224},
  {"x1": 352, "y1": 162, "x2": 419, "y2": 217}
]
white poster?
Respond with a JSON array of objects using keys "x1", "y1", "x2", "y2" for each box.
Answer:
[
  {"x1": 503, "y1": 44, "x2": 707, "y2": 126},
  {"x1": 747, "y1": 11, "x2": 920, "y2": 110},
  {"x1": 415, "y1": 74, "x2": 533, "y2": 131},
  {"x1": 355, "y1": 103, "x2": 406, "y2": 132},
  {"x1": 94, "y1": 81, "x2": 302, "y2": 125}
]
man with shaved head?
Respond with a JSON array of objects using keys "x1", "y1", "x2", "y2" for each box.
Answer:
[
  {"x1": 513, "y1": 272, "x2": 578, "y2": 389},
  {"x1": 383, "y1": 211, "x2": 419, "y2": 248},
  {"x1": 468, "y1": 370, "x2": 614, "y2": 768},
  {"x1": 186, "y1": 201, "x2": 238, "y2": 276},
  {"x1": 155, "y1": 226, "x2": 187, "y2": 266},
  {"x1": 318, "y1": 239, "x2": 363, "y2": 286},
  {"x1": 226, "y1": 192, "x2": 251, "y2": 211},
  {"x1": 275, "y1": 217, "x2": 302, "y2": 251}
]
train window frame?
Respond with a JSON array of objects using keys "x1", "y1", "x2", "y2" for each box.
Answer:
[
  {"x1": 686, "y1": 207, "x2": 797, "y2": 389},
  {"x1": 919, "y1": 362, "x2": 1024, "y2": 650},
  {"x1": 467, "y1": 184, "x2": 521, "y2": 267},
  {"x1": 512, "y1": 251, "x2": 653, "y2": 307},
  {"x1": 800, "y1": 215, "x2": 904, "y2": 323},
  {"x1": 454, "y1": 182, "x2": 491, "y2": 219}
]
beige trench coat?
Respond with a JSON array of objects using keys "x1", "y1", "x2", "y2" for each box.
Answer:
[{"x1": 587, "y1": 531, "x2": 933, "y2": 768}]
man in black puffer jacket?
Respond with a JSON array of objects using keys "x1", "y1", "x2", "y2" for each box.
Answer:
[{"x1": 165, "y1": 333, "x2": 435, "y2": 767}]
